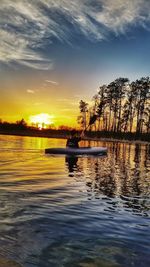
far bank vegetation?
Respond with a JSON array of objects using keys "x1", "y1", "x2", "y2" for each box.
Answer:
[{"x1": 78, "y1": 77, "x2": 150, "y2": 141}]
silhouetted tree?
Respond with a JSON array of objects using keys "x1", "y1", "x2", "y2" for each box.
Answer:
[
  {"x1": 78, "y1": 75, "x2": 150, "y2": 140},
  {"x1": 16, "y1": 119, "x2": 27, "y2": 129},
  {"x1": 78, "y1": 100, "x2": 88, "y2": 130},
  {"x1": 144, "y1": 106, "x2": 150, "y2": 133},
  {"x1": 134, "y1": 77, "x2": 150, "y2": 134}
]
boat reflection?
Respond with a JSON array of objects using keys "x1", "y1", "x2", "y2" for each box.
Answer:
[{"x1": 65, "y1": 156, "x2": 79, "y2": 176}]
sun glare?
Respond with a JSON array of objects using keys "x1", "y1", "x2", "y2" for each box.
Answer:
[{"x1": 29, "y1": 113, "x2": 54, "y2": 129}]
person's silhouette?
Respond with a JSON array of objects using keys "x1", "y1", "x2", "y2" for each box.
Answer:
[{"x1": 66, "y1": 130, "x2": 82, "y2": 148}]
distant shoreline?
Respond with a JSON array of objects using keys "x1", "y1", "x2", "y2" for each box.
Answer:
[{"x1": 0, "y1": 130, "x2": 149, "y2": 145}]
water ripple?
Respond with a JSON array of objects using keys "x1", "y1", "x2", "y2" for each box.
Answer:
[{"x1": 0, "y1": 135, "x2": 150, "y2": 267}]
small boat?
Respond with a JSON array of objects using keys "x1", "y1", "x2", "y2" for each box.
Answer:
[{"x1": 45, "y1": 147, "x2": 107, "y2": 155}]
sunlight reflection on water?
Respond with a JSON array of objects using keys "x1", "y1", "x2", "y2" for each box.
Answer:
[{"x1": 0, "y1": 135, "x2": 150, "y2": 267}]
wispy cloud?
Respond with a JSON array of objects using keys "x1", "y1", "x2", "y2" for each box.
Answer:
[
  {"x1": 27, "y1": 89, "x2": 35, "y2": 94},
  {"x1": 94, "y1": 0, "x2": 150, "y2": 34},
  {"x1": 45, "y1": 80, "x2": 59, "y2": 85},
  {"x1": 0, "y1": 0, "x2": 150, "y2": 69}
]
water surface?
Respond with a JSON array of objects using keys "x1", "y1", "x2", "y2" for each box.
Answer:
[{"x1": 0, "y1": 135, "x2": 150, "y2": 267}]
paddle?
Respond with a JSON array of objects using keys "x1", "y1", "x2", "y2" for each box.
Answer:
[
  {"x1": 87, "y1": 114, "x2": 97, "y2": 130},
  {"x1": 80, "y1": 100, "x2": 106, "y2": 137},
  {"x1": 80, "y1": 114, "x2": 97, "y2": 137}
]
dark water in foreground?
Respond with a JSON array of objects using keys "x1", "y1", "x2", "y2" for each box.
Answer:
[{"x1": 0, "y1": 135, "x2": 150, "y2": 267}]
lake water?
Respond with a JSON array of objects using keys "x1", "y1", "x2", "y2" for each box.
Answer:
[{"x1": 0, "y1": 135, "x2": 150, "y2": 267}]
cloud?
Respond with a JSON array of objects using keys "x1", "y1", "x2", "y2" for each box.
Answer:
[
  {"x1": 94, "y1": 0, "x2": 150, "y2": 34},
  {"x1": 27, "y1": 89, "x2": 35, "y2": 94},
  {"x1": 0, "y1": 27, "x2": 53, "y2": 70},
  {"x1": 0, "y1": 0, "x2": 150, "y2": 69},
  {"x1": 45, "y1": 80, "x2": 59, "y2": 85}
]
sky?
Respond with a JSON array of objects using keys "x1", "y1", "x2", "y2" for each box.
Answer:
[{"x1": 0, "y1": 0, "x2": 150, "y2": 127}]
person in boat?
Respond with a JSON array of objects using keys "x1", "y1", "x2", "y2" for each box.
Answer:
[{"x1": 66, "y1": 130, "x2": 84, "y2": 148}]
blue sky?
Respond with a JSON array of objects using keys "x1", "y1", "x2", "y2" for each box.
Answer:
[{"x1": 0, "y1": 0, "x2": 150, "y2": 125}]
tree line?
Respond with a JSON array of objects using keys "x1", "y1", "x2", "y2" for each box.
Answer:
[
  {"x1": 0, "y1": 119, "x2": 28, "y2": 131},
  {"x1": 78, "y1": 77, "x2": 150, "y2": 137}
]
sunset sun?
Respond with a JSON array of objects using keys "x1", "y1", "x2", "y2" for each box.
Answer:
[{"x1": 29, "y1": 113, "x2": 54, "y2": 129}]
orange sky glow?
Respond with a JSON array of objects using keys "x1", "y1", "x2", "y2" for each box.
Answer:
[
  {"x1": 1, "y1": 0, "x2": 150, "y2": 129},
  {"x1": 0, "y1": 73, "x2": 91, "y2": 128}
]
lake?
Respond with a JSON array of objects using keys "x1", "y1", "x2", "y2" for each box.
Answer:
[{"x1": 0, "y1": 135, "x2": 150, "y2": 267}]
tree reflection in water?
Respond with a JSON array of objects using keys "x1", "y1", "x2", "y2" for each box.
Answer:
[{"x1": 65, "y1": 142, "x2": 150, "y2": 215}]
